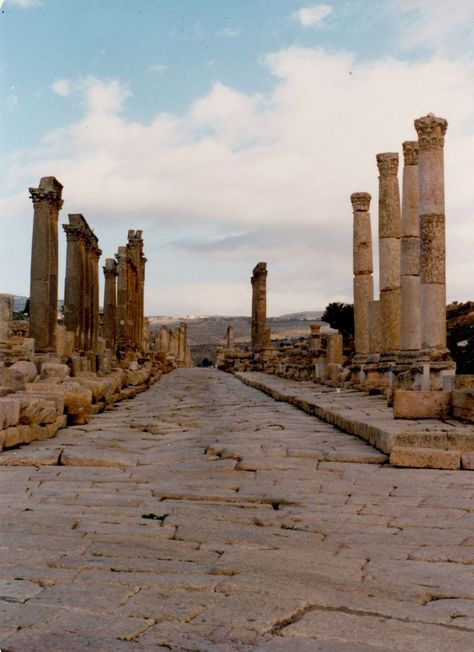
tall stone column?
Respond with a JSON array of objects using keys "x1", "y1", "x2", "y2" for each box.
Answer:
[
  {"x1": 251, "y1": 262, "x2": 268, "y2": 352},
  {"x1": 103, "y1": 258, "x2": 118, "y2": 352},
  {"x1": 351, "y1": 192, "x2": 374, "y2": 356},
  {"x1": 400, "y1": 141, "x2": 421, "y2": 352},
  {"x1": 89, "y1": 238, "x2": 102, "y2": 353},
  {"x1": 63, "y1": 216, "x2": 86, "y2": 349},
  {"x1": 368, "y1": 300, "x2": 382, "y2": 355},
  {"x1": 29, "y1": 177, "x2": 63, "y2": 351},
  {"x1": 414, "y1": 113, "x2": 448, "y2": 351},
  {"x1": 115, "y1": 246, "x2": 128, "y2": 343},
  {"x1": 376, "y1": 153, "x2": 401, "y2": 355}
]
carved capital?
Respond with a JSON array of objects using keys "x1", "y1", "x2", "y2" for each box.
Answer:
[
  {"x1": 414, "y1": 113, "x2": 447, "y2": 150},
  {"x1": 376, "y1": 153, "x2": 399, "y2": 177},
  {"x1": 351, "y1": 192, "x2": 371, "y2": 212},
  {"x1": 29, "y1": 188, "x2": 64, "y2": 209},
  {"x1": 62, "y1": 224, "x2": 85, "y2": 242},
  {"x1": 251, "y1": 262, "x2": 267, "y2": 282},
  {"x1": 402, "y1": 141, "x2": 419, "y2": 166},
  {"x1": 103, "y1": 259, "x2": 118, "y2": 278}
]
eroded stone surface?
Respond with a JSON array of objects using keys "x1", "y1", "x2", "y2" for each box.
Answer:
[{"x1": 1, "y1": 368, "x2": 473, "y2": 651}]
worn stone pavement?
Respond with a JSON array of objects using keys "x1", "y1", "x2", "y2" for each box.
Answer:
[{"x1": 0, "y1": 368, "x2": 473, "y2": 651}]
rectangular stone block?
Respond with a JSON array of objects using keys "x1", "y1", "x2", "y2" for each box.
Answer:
[
  {"x1": 461, "y1": 452, "x2": 474, "y2": 470},
  {"x1": 390, "y1": 446, "x2": 461, "y2": 470},
  {"x1": 0, "y1": 397, "x2": 21, "y2": 428},
  {"x1": 393, "y1": 390, "x2": 451, "y2": 419}
]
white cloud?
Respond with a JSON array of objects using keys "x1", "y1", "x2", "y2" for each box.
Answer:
[
  {"x1": 217, "y1": 26, "x2": 241, "y2": 38},
  {"x1": 148, "y1": 63, "x2": 168, "y2": 73},
  {"x1": 393, "y1": 0, "x2": 474, "y2": 52},
  {"x1": 51, "y1": 79, "x2": 73, "y2": 97},
  {"x1": 293, "y1": 4, "x2": 332, "y2": 27},
  {"x1": 2, "y1": 47, "x2": 474, "y2": 314},
  {"x1": 6, "y1": 0, "x2": 40, "y2": 7}
]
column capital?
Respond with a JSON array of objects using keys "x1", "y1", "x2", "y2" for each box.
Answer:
[
  {"x1": 414, "y1": 113, "x2": 448, "y2": 150},
  {"x1": 351, "y1": 192, "x2": 371, "y2": 212},
  {"x1": 252, "y1": 262, "x2": 267, "y2": 279},
  {"x1": 376, "y1": 152, "x2": 399, "y2": 177},
  {"x1": 29, "y1": 188, "x2": 64, "y2": 209},
  {"x1": 402, "y1": 141, "x2": 419, "y2": 166},
  {"x1": 62, "y1": 224, "x2": 85, "y2": 242},
  {"x1": 103, "y1": 258, "x2": 118, "y2": 278}
]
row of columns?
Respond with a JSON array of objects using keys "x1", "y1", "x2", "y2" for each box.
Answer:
[
  {"x1": 351, "y1": 113, "x2": 448, "y2": 365},
  {"x1": 28, "y1": 176, "x2": 147, "y2": 358},
  {"x1": 63, "y1": 214, "x2": 102, "y2": 352},
  {"x1": 115, "y1": 231, "x2": 147, "y2": 350}
]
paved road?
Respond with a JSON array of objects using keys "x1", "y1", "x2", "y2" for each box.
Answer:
[{"x1": 0, "y1": 368, "x2": 473, "y2": 651}]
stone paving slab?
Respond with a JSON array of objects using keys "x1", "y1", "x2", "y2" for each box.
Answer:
[
  {"x1": 235, "y1": 371, "x2": 474, "y2": 469},
  {"x1": 1, "y1": 368, "x2": 473, "y2": 651}
]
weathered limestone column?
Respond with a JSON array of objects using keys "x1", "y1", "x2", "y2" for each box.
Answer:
[
  {"x1": 414, "y1": 113, "x2": 448, "y2": 351},
  {"x1": 63, "y1": 215, "x2": 86, "y2": 349},
  {"x1": 29, "y1": 177, "x2": 63, "y2": 351},
  {"x1": 351, "y1": 192, "x2": 374, "y2": 356},
  {"x1": 225, "y1": 326, "x2": 234, "y2": 350},
  {"x1": 251, "y1": 262, "x2": 268, "y2": 352},
  {"x1": 103, "y1": 258, "x2": 118, "y2": 352},
  {"x1": 368, "y1": 300, "x2": 382, "y2": 354},
  {"x1": 376, "y1": 153, "x2": 401, "y2": 354},
  {"x1": 127, "y1": 230, "x2": 146, "y2": 349},
  {"x1": 0, "y1": 295, "x2": 13, "y2": 341},
  {"x1": 115, "y1": 246, "x2": 128, "y2": 344},
  {"x1": 400, "y1": 141, "x2": 421, "y2": 352},
  {"x1": 89, "y1": 238, "x2": 101, "y2": 353}
]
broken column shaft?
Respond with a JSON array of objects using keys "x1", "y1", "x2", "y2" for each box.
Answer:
[{"x1": 251, "y1": 262, "x2": 268, "y2": 352}]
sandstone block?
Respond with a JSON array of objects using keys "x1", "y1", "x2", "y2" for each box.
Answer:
[
  {"x1": 393, "y1": 390, "x2": 451, "y2": 419},
  {"x1": 24, "y1": 385, "x2": 65, "y2": 413},
  {"x1": 461, "y1": 452, "x2": 474, "y2": 470},
  {"x1": 0, "y1": 367, "x2": 26, "y2": 393},
  {"x1": 390, "y1": 446, "x2": 461, "y2": 470},
  {"x1": 0, "y1": 396, "x2": 21, "y2": 428},
  {"x1": 10, "y1": 360, "x2": 38, "y2": 383},
  {"x1": 40, "y1": 363, "x2": 70, "y2": 383},
  {"x1": 62, "y1": 382, "x2": 93, "y2": 425},
  {"x1": 379, "y1": 238, "x2": 401, "y2": 290},
  {"x1": 3, "y1": 426, "x2": 21, "y2": 448},
  {"x1": 18, "y1": 396, "x2": 57, "y2": 425}
]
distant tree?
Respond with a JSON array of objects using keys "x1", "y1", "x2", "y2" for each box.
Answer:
[
  {"x1": 198, "y1": 357, "x2": 214, "y2": 368},
  {"x1": 23, "y1": 298, "x2": 30, "y2": 316},
  {"x1": 321, "y1": 302, "x2": 354, "y2": 340}
]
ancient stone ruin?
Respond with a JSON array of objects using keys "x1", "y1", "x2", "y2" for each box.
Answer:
[{"x1": 0, "y1": 176, "x2": 169, "y2": 452}]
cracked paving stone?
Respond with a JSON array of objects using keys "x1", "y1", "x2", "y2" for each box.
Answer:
[{"x1": 1, "y1": 368, "x2": 473, "y2": 650}]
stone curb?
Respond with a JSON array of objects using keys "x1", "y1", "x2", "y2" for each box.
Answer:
[{"x1": 234, "y1": 372, "x2": 474, "y2": 470}]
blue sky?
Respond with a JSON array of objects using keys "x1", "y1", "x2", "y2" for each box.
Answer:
[{"x1": 1, "y1": 0, "x2": 474, "y2": 315}]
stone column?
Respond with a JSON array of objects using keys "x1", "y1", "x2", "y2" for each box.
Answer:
[
  {"x1": 225, "y1": 326, "x2": 234, "y2": 350},
  {"x1": 63, "y1": 216, "x2": 86, "y2": 350},
  {"x1": 368, "y1": 300, "x2": 382, "y2": 355},
  {"x1": 400, "y1": 141, "x2": 422, "y2": 352},
  {"x1": 376, "y1": 153, "x2": 401, "y2": 355},
  {"x1": 351, "y1": 192, "x2": 374, "y2": 356},
  {"x1": 115, "y1": 246, "x2": 128, "y2": 343},
  {"x1": 414, "y1": 113, "x2": 448, "y2": 351},
  {"x1": 89, "y1": 239, "x2": 101, "y2": 353},
  {"x1": 0, "y1": 295, "x2": 13, "y2": 341},
  {"x1": 251, "y1": 262, "x2": 268, "y2": 352},
  {"x1": 103, "y1": 258, "x2": 118, "y2": 352},
  {"x1": 29, "y1": 177, "x2": 63, "y2": 351}
]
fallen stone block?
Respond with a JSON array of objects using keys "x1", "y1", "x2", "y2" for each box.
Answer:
[
  {"x1": 393, "y1": 390, "x2": 451, "y2": 419},
  {"x1": 10, "y1": 360, "x2": 38, "y2": 383},
  {"x1": 0, "y1": 367, "x2": 26, "y2": 394},
  {"x1": 0, "y1": 396, "x2": 21, "y2": 428},
  {"x1": 390, "y1": 446, "x2": 461, "y2": 470},
  {"x1": 40, "y1": 363, "x2": 70, "y2": 383}
]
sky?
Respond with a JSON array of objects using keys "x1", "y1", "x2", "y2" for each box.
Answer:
[{"x1": 1, "y1": 0, "x2": 473, "y2": 317}]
